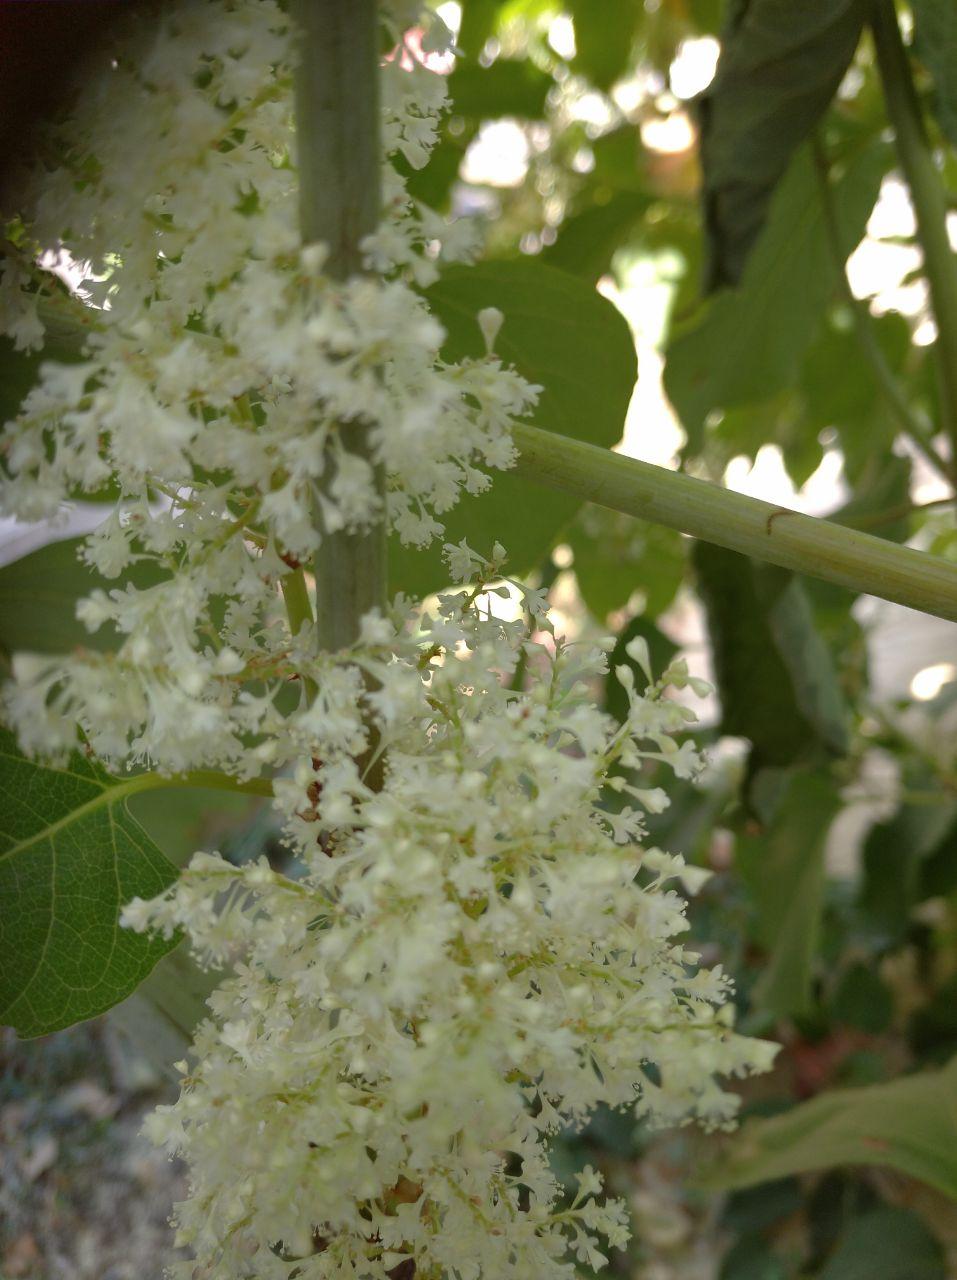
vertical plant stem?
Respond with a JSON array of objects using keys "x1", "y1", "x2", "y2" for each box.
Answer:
[
  {"x1": 871, "y1": 0, "x2": 957, "y2": 472},
  {"x1": 293, "y1": 0, "x2": 387, "y2": 650}
]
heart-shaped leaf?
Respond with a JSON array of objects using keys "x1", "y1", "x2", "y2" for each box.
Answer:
[{"x1": 0, "y1": 728, "x2": 178, "y2": 1037}]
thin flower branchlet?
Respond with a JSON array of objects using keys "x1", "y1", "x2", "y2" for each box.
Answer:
[{"x1": 0, "y1": 4, "x2": 776, "y2": 1278}]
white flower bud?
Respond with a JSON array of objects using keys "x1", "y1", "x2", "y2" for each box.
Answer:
[
  {"x1": 478, "y1": 306, "x2": 504, "y2": 354},
  {"x1": 624, "y1": 634, "x2": 653, "y2": 685}
]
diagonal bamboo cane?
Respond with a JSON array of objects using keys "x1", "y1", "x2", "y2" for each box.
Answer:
[{"x1": 512, "y1": 423, "x2": 957, "y2": 622}]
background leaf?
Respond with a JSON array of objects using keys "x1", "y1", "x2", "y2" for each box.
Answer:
[
  {"x1": 912, "y1": 0, "x2": 957, "y2": 147},
  {"x1": 542, "y1": 191, "x2": 651, "y2": 284},
  {"x1": 858, "y1": 790, "x2": 957, "y2": 948},
  {"x1": 0, "y1": 729, "x2": 178, "y2": 1038},
  {"x1": 734, "y1": 769, "x2": 842, "y2": 1017},
  {"x1": 390, "y1": 260, "x2": 637, "y2": 594},
  {"x1": 693, "y1": 544, "x2": 848, "y2": 774},
  {"x1": 665, "y1": 142, "x2": 885, "y2": 451},
  {"x1": 129, "y1": 787, "x2": 258, "y2": 867},
  {"x1": 568, "y1": 0, "x2": 643, "y2": 91},
  {"x1": 709, "y1": 1055, "x2": 957, "y2": 1199},
  {"x1": 570, "y1": 512, "x2": 685, "y2": 621},
  {"x1": 447, "y1": 56, "x2": 551, "y2": 119},
  {"x1": 0, "y1": 536, "x2": 167, "y2": 660},
  {"x1": 830, "y1": 962, "x2": 893, "y2": 1035},
  {"x1": 456, "y1": 0, "x2": 499, "y2": 58},
  {"x1": 699, "y1": 0, "x2": 867, "y2": 287},
  {"x1": 718, "y1": 1237, "x2": 788, "y2": 1280},
  {"x1": 818, "y1": 1208, "x2": 946, "y2": 1280}
]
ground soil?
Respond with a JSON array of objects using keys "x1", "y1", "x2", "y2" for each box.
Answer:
[{"x1": 1, "y1": 1022, "x2": 184, "y2": 1280}]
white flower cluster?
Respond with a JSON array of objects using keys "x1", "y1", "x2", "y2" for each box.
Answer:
[
  {"x1": 0, "y1": 4, "x2": 776, "y2": 1276},
  {"x1": 124, "y1": 567, "x2": 774, "y2": 1280},
  {"x1": 0, "y1": 0, "x2": 536, "y2": 765},
  {"x1": 0, "y1": 0, "x2": 533, "y2": 543}
]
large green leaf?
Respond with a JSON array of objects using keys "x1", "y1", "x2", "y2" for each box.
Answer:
[
  {"x1": 913, "y1": 0, "x2": 957, "y2": 147},
  {"x1": 568, "y1": 0, "x2": 643, "y2": 91},
  {"x1": 708, "y1": 1055, "x2": 957, "y2": 1199},
  {"x1": 570, "y1": 512, "x2": 685, "y2": 622},
  {"x1": 447, "y1": 56, "x2": 551, "y2": 119},
  {"x1": 0, "y1": 535, "x2": 167, "y2": 659},
  {"x1": 456, "y1": 0, "x2": 499, "y2": 58},
  {"x1": 693, "y1": 544, "x2": 848, "y2": 773},
  {"x1": 665, "y1": 142, "x2": 884, "y2": 452},
  {"x1": 829, "y1": 962, "x2": 893, "y2": 1035},
  {"x1": 698, "y1": 0, "x2": 867, "y2": 288},
  {"x1": 390, "y1": 260, "x2": 636, "y2": 595},
  {"x1": 590, "y1": 125, "x2": 648, "y2": 194},
  {"x1": 818, "y1": 1208, "x2": 946, "y2": 1280},
  {"x1": 699, "y1": 310, "x2": 914, "y2": 493},
  {"x1": 541, "y1": 125, "x2": 651, "y2": 283},
  {"x1": 859, "y1": 788, "x2": 957, "y2": 946},
  {"x1": 735, "y1": 769, "x2": 841, "y2": 1017},
  {"x1": 0, "y1": 728, "x2": 178, "y2": 1037},
  {"x1": 542, "y1": 192, "x2": 651, "y2": 284},
  {"x1": 718, "y1": 1237, "x2": 788, "y2": 1280},
  {"x1": 799, "y1": 311, "x2": 912, "y2": 480}
]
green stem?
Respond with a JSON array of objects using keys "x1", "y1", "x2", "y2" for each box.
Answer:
[
  {"x1": 812, "y1": 138, "x2": 952, "y2": 484},
  {"x1": 280, "y1": 565, "x2": 314, "y2": 636},
  {"x1": 129, "y1": 769, "x2": 274, "y2": 800},
  {"x1": 280, "y1": 564, "x2": 319, "y2": 699},
  {"x1": 871, "y1": 0, "x2": 957, "y2": 471},
  {"x1": 313, "y1": 483, "x2": 389, "y2": 651},
  {"x1": 509, "y1": 555, "x2": 560, "y2": 691},
  {"x1": 510, "y1": 423, "x2": 957, "y2": 621},
  {"x1": 293, "y1": 0, "x2": 380, "y2": 271},
  {"x1": 293, "y1": 0, "x2": 387, "y2": 649}
]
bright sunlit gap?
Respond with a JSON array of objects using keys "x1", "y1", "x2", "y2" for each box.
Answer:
[
  {"x1": 460, "y1": 119, "x2": 531, "y2": 186},
  {"x1": 434, "y1": 1, "x2": 462, "y2": 39},
  {"x1": 910, "y1": 662, "x2": 956, "y2": 701},
  {"x1": 669, "y1": 36, "x2": 719, "y2": 100},
  {"x1": 640, "y1": 109, "x2": 695, "y2": 156},
  {"x1": 548, "y1": 14, "x2": 576, "y2": 60}
]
